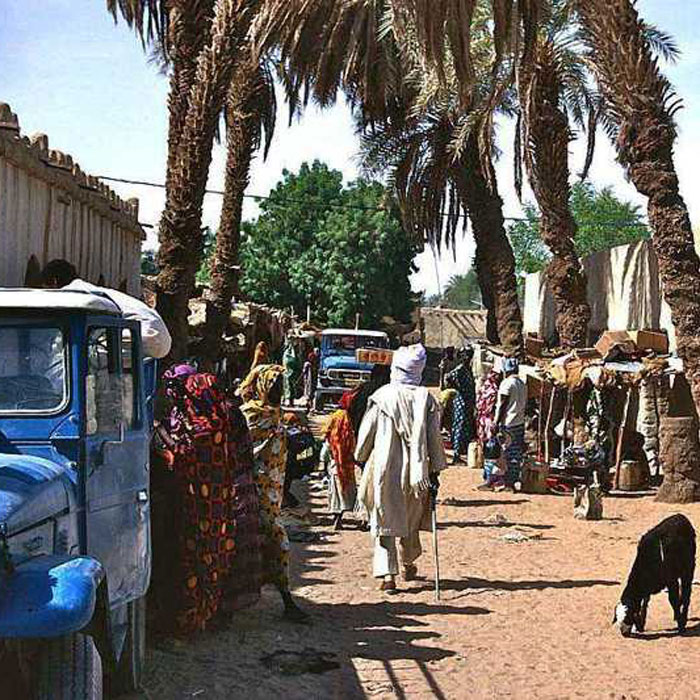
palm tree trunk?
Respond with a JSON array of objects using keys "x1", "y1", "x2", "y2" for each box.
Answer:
[
  {"x1": 201, "y1": 82, "x2": 257, "y2": 361},
  {"x1": 520, "y1": 42, "x2": 591, "y2": 348},
  {"x1": 453, "y1": 141, "x2": 524, "y2": 352},
  {"x1": 156, "y1": 0, "x2": 257, "y2": 360},
  {"x1": 164, "y1": 2, "x2": 215, "y2": 192},
  {"x1": 579, "y1": 0, "x2": 700, "y2": 497}
]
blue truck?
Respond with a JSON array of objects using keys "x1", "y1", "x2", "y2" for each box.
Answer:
[
  {"x1": 314, "y1": 328, "x2": 390, "y2": 411},
  {"x1": 0, "y1": 289, "x2": 154, "y2": 698}
]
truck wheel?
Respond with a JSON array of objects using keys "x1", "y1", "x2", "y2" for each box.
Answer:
[
  {"x1": 35, "y1": 633, "x2": 102, "y2": 700},
  {"x1": 113, "y1": 596, "x2": 146, "y2": 693}
]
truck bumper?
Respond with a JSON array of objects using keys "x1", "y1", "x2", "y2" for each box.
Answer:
[{"x1": 0, "y1": 555, "x2": 104, "y2": 638}]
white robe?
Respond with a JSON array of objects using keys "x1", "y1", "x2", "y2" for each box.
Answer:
[{"x1": 355, "y1": 384, "x2": 446, "y2": 538}]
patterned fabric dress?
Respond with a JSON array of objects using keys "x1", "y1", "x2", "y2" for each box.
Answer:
[
  {"x1": 162, "y1": 367, "x2": 262, "y2": 633},
  {"x1": 325, "y1": 407, "x2": 357, "y2": 513},
  {"x1": 476, "y1": 370, "x2": 501, "y2": 444},
  {"x1": 239, "y1": 364, "x2": 291, "y2": 590},
  {"x1": 445, "y1": 363, "x2": 476, "y2": 458}
]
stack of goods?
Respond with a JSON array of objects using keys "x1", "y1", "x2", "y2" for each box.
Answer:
[{"x1": 548, "y1": 441, "x2": 608, "y2": 491}]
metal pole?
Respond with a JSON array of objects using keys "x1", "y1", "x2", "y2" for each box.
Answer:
[{"x1": 430, "y1": 486, "x2": 440, "y2": 602}]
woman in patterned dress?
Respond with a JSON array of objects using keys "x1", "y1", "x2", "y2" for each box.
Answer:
[
  {"x1": 155, "y1": 365, "x2": 262, "y2": 633},
  {"x1": 445, "y1": 346, "x2": 476, "y2": 464},
  {"x1": 238, "y1": 363, "x2": 309, "y2": 622}
]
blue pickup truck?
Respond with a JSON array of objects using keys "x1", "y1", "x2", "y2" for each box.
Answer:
[
  {"x1": 0, "y1": 289, "x2": 154, "y2": 698},
  {"x1": 314, "y1": 328, "x2": 390, "y2": 411}
]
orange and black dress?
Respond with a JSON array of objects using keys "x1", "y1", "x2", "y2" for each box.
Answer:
[{"x1": 161, "y1": 365, "x2": 262, "y2": 633}]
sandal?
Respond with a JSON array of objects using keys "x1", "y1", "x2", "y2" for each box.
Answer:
[
  {"x1": 403, "y1": 565, "x2": 418, "y2": 581},
  {"x1": 379, "y1": 577, "x2": 397, "y2": 592}
]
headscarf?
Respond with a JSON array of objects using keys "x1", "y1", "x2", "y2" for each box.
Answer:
[
  {"x1": 237, "y1": 363, "x2": 285, "y2": 405},
  {"x1": 503, "y1": 357, "x2": 519, "y2": 375},
  {"x1": 390, "y1": 343, "x2": 427, "y2": 386},
  {"x1": 162, "y1": 365, "x2": 228, "y2": 449}
]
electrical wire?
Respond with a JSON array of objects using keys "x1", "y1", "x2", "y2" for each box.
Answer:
[{"x1": 98, "y1": 173, "x2": 651, "y2": 230}]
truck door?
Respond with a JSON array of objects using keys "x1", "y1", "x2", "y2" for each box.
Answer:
[{"x1": 84, "y1": 322, "x2": 150, "y2": 608}]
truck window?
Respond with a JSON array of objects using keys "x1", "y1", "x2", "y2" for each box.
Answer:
[
  {"x1": 86, "y1": 328, "x2": 123, "y2": 436},
  {"x1": 0, "y1": 326, "x2": 67, "y2": 413}
]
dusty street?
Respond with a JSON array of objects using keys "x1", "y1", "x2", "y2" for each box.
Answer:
[{"x1": 133, "y1": 468, "x2": 700, "y2": 700}]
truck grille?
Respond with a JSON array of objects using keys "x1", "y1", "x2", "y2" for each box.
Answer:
[{"x1": 328, "y1": 369, "x2": 369, "y2": 387}]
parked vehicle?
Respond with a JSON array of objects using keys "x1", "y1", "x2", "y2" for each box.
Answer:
[
  {"x1": 314, "y1": 328, "x2": 390, "y2": 412},
  {"x1": 0, "y1": 289, "x2": 155, "y2": 698}
]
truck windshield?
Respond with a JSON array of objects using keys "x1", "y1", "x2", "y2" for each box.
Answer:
[
  {"x1": 323, "y1": 334, "x2": 389, "y2": 356},
  {"x1": 0, "y1": 326, "x2": 67, "y2": 413}
]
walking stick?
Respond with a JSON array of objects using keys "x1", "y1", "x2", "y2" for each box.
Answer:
[{"x1": 430, "y1": 481, "x2": 441, "y2": 602}]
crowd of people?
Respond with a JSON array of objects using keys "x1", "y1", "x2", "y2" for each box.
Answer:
[
  {"x1": 147, "y1": 337, "x2": 531, "y2": 631},
  {"x1": 441, "y1": 349, "x2": 528, "y2": 491},
  {"x1": 37, "y1": 260, "x2": 529, "y2": 633}
]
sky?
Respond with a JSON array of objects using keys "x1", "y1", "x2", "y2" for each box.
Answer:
[{"x1": 2, "y1": 0, "x2": 700, "y2": 296}]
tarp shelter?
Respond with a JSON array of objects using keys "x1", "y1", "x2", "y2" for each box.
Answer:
[{"x1": 523, "y1": 240, "x2": 676, "y2": 349}]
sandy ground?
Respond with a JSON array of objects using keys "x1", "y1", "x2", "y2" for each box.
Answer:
[{"x1": 128, "y1": 467, "x2": 700, "y2": 700}]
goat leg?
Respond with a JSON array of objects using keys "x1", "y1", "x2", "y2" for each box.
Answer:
[
  {"x1": 667, "y1": 579, "x2": 682, "y2": 631},
  {"x1": 680, "y1": 571, "x2": 693, "y2": 632},
  {"x1": 639, "y1": 597, "x2": 650, "y2": 632}
]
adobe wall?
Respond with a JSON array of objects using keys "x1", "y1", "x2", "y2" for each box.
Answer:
[{"x1": 0, "y1": 102, "x2": 144, "y2": 294}]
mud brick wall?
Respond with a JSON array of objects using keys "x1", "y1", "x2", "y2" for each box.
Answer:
[{"x1": 0, "y1": 102, "x2": 144, "y2": 294}]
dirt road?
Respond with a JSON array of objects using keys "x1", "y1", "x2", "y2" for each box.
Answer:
[{"x1": 132, "y1": 467, "x2": 700, "y2": 699}]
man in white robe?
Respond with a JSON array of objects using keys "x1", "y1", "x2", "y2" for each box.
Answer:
[{"x1": 355, "y1": 343, "x2": 447, "y2": 591}]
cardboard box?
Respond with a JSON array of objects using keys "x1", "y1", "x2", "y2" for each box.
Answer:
[
  {"x1": 356, "y1": 348, "x2": 394, "y2": 366},
  {"x1": 525, "y1": 335, "x2": 545, "y2": 358},
  {"x1": 594, "y1": 329, "x2": 669, "y2": 358},
  {"x1": 628, "y1": 330, "x2": 669, "y2": 354},
  {"x1": 594, "y1": 331, "x2": 638, "y2": 359}
]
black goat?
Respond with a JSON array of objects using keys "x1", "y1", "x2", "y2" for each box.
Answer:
[{"x1": 613, "y1": 513, "x2": 696, "y2": 636}]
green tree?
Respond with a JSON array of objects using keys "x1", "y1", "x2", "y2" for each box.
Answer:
[
  {"x1": 240, "y1": 161, "x2": 419, "y2": 327},
  {"x1": 141, "y1": 248, "x2": 159, "y2": 276},
  {"x1": 428, "y1": 270, "x2": 483, "y2": 310},
  {"x1": 196, "y1": 228, "x2": 216, "y2": 286},
  {"x1": 508, "y1": 182, "x2": 650, "y2": 274}
]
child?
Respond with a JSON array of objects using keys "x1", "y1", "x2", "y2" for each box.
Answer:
[{"x1": 479, "y1": 437, "x2": 506, "y2": 490}]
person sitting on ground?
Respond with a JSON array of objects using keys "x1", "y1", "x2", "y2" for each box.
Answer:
[
  {"x1": 355, "y1": 343, "x2": 447, "y2": 593},
  {"x1": 495, "y1": 357, "x2": 527, "y2": 489},
  {"x1": 41, "y1": 259, "x2": 171, "y2": 359}
]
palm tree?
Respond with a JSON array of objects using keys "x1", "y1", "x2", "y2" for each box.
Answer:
[
  {"x1": 516, "y1": 36, "x2": 591, "y2": 347},
  {"x1": 261, "y1": 0, "x2": 523, "y2": 350},
  {"x1": 200, "y1": 48, "x2": 276, "y2": 361},
  {"x1": 109, "y1": 0, "x2": 261, "y2": 360},
  {"x1": 576, "y1": 0, "x2": 700, "y2": 499}
]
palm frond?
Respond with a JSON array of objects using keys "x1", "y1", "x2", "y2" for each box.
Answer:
[{"x1": 106, "y1": 0, "x2": 168, "y2": 45}]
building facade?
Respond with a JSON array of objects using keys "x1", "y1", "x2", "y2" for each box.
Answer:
[{"x1": 0, "y1": 102, "x2": 143, "y2": 294}]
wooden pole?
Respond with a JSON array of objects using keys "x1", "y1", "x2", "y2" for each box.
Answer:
[
  {"x1": 562, "y1": 389, "x2": 573, "y2": 454},
  {"x1": 544, "y1": 385, "x2": 556, "y2": 464},
  {"x1": 614, "y1": 387, "x2": 632, "y2": 491},
  {"x1": 537, "y1": 381, "x2": 545, "y2": 462}
]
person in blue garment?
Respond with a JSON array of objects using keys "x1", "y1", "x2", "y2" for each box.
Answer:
[{"x1": 444, "y1": 346, "x2": 476, "y2": 465}]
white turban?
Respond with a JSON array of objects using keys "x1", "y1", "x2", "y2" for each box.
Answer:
[{"x1": 390, "y1": 343, "x2": 427, "y2": 386}]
